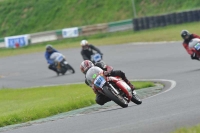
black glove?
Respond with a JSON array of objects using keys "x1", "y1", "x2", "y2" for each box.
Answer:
[{"x1": 100, "y1": 53, "x2": 103, "y2": 59}]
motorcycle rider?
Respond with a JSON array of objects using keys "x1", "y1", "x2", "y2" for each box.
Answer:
[
  {"x1": 80, "y1": 40, "x2": 103, "y2": 61},
  {"x1": 80, "y1": 60, "x2": 141, "y2": 105},
  {"x1": 181, "y1": 30, "x2": 200, "y2": 60},
  {"x1": 45, "y1": 45, "x2": 60, "y2": 75}
]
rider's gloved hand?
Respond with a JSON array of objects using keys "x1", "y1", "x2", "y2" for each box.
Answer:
[
  {"x1": 100, "y1": 53, "x2": 103, "y2": 58},
  {"x1": 103, "y1": 71, "x2": 110, "y2": 76}
]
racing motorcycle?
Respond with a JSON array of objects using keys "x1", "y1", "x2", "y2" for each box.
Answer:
[
  {"x1": 50, "y1": 52, "x2": 75, "y2": 75},
  {"x1": 189, "y1": 38, "x2": 200, "y2": 50},
  {"x1": 86, "y1": 66, "x2": 142, "y2": 108},
  {"x1": 91, "y1": 53, "x2": 103, "y2": 64},
  {"x1": 189, "y1": 38, "x2": 200, "y2": 58}
]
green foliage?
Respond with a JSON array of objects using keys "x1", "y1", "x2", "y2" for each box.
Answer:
[
  {"x1": 135, "y1": 0, "x2": 200, "y2": 16},
  {"x1": 131, "y1": 81, "x2": 154, "y2": 89},
  {"x1": 172, "y1": 124, "x2": 200, "y2": 133},
  {"x1": 0, "y1": 0, "x2": 200, "y2": 37},
  {"x1": 0, "y1": 81, "x2": 153, "y2": 127}
]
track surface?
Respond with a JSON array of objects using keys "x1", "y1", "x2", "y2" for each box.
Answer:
[{"x1": 1, "y1": 42, "x2": 200, "y2": 133}]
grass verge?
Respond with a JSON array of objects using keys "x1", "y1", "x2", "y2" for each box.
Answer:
[
  {"x1": 172, "y1": 124, "x2": 200, "y2": 133},
  {"x1": 1, "y1": 22, "x2": 200, "y2": 58},
  {"x1": 0, "y1": 81, "x2": 154, "y2": 127}
]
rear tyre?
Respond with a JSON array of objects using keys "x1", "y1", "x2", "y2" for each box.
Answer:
[{"x1": 103, "y1": 86, "x2": 128, "y2": 108}]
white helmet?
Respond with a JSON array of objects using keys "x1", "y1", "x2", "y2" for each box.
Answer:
[{"x1": 80, "y1": 40, "x2": 88, "y2": 46}]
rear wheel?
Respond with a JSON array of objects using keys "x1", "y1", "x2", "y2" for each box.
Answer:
[
  {"x1": 103, "y1": 86, "x2": 128, "y2": 108},
  {"x1": 60, "y1": 63, "x2": 67, "y2": 75}
]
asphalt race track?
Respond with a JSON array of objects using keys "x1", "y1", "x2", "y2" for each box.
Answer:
[{"x1": 1, "y1": 42, "x2": 200, "y2": 133}]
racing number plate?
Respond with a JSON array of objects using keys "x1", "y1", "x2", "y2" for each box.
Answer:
[
  {"x1": 57, "y1": 56, "x2": 63, "y2": 62},
  {"x1": 94, "y1": 75, "x2": 106, "y2": 88},
  {"x1": 194, "y1": 43, "x2": 200, "y2": 50},
  {"x1": 93, "y1": 54, "x2": 101, "y2": 62}
]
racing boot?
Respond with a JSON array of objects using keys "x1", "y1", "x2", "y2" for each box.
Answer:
[
  {"x1": 49, "y1": 65, "x2": 60, "y2": 76},
  {"x1": 125, "y1": 80, "x2": 142, "y2": 105}
]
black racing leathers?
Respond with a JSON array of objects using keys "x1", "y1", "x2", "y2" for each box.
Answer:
[{"x1": 81, "y1": 44, "x2": 102, "y2": 61}]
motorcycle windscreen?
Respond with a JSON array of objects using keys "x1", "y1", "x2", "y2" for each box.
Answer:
[
  {"x1": 86, "y1": 66, "x2": 104, "y2": 87},
  {"x1": 94, "y1": 75, "x2": 106, "y2": 88},
  {"x1": 56, "y1": 56, "x2": 64, "y2": 62}
]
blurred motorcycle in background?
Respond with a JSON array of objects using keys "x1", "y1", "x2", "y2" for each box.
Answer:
[{"x1": 50, "y1": 52, "x2": 75, "y2": 75}]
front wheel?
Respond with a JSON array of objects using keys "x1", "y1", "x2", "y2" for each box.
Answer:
[
  {"x1": 66, "y1": 64, "x2": 75, "y2": 73},
  {"x1": 103, "y1": 85, "x2": 128, "y2": 108}
]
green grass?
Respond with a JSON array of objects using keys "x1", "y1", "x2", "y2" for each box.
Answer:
[
  {"x1": 1, "y1": 21, "x2": 200, "y2": 58},
  {"x1": 172, "y1": 124, "x2": 200, "y2": 133},
  {"x1": 0, "y1": 81, "x2": 154, "y2": 127},
  {"x1": 131, "y1": 81, "x2": 154, "y2": 89},
  {"x1": 0, "y1": 0, "x2": 200, "y2": 38}
]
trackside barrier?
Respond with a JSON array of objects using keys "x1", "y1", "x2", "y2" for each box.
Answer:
[
  {"x1": 0, "y1": 38, "x2": 5, "y2": 48},
  {"x1": 80, "y1": 24, "x2": 108, "y2": 36},
  {"x1": 56, "y1": 28, "x2": 82, "y2": 39},
  {"x1": 133, "y1": 9, "x2": 200, "y2": 31},
  {"x1": 108, "y1": 19, "x2": 133, "y2": 32},
  {"x1": 4, "y1": 35, "x2": 30, "y2": 48},
  {"x1": 30, "y1": 30, "x2": 57, "y2": 44}
]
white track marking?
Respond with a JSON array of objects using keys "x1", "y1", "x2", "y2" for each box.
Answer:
[
  {"x1": 131, "y1": 79, "x2": 176, "y2": 99},
  {"x1": 125, "y1": 41, "x2": 182, "y2": 45}
]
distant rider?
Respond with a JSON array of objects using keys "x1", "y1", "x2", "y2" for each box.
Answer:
[
  {"x1": 45, "y1": 45, "x2": 60, "y2": 75},
  {"x1": 80, "y1": 60, "x2": 141, "y2": 105},
  {"x1": 181, "y1": 30, "x2": 200, "y2": 60},
  {"x1": 80, "y1": 40, "x2": 103, "y2": 61}
]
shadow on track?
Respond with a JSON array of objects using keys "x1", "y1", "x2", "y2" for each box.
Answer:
[
  {"x1": 86, "y1": 103, "x2": 139, "y2": 115},
  {"x1": 47, "y1": 72, "x2": 75, "y2": 79},
  {"x1": 184, "y1": 68, "x2": 200, "y2": 73}
]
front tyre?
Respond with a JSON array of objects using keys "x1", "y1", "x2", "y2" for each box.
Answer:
[
  {"x1": 103, "y1": 86, "x2": 128, "y2": 108},
  {"x1": 66, "y1": 64, "x2": 75, "y2": 74}
]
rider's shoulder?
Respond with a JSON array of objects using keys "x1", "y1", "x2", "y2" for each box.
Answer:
[{"x1": 88, "y1": 44, "x2": 94, "y2": 47}]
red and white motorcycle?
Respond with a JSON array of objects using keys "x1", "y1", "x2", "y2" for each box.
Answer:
[
  {"x1": 86, "y1": 66, "x2": 142, "y2": 108},
  {"x1": 189, "y1": 38, "x2": 200, "y2": 53}
]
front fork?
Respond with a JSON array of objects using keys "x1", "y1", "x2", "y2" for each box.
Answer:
[
  {"x1": 107, "y1": 83, "x2": 119, "y2": 95},
  {"x1": 55, "y1": 62, "x2": 61, "y2": 71}
]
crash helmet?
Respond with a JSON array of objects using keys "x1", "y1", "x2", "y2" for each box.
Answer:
[
  {"x1": 46, "y1": 44, "x2": 53, "y2": 52},
  {"x1": 80, "y1": 40, "x2": 89, "y2": 49},
  {"x1": 80, "y1": 60, "x2": 94, "y2": 74},
  {"x1": 80, "y1": 40, "x2": 88, "y2": 46},
  {"x1": 181, "y1": 30, "x2": 191, "y2": 39}
]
